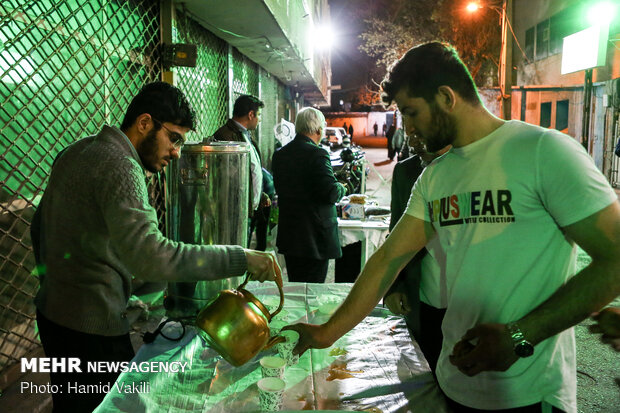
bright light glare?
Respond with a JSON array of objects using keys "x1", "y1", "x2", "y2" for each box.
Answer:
[
  {"x1": 466, "y1": 2, "x2": 482, "y2": 12},
  {"x1": 561, "y1": 24, "x2": 608, "y2": 74},
  {"x1": 313, "y1": 24, "x2": 335, "y2": 51},
  {"x1": 587, "y1": 2, "x2": 617, "y2": 26}
]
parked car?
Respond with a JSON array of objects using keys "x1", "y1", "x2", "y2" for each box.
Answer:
[{"x1": 324, "y1": 126, "x2": 349, "y2": 147}]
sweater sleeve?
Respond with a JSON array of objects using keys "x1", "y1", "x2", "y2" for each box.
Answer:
[{"x1": 97, "y1": 157, "x2": 247, "y2": 282}]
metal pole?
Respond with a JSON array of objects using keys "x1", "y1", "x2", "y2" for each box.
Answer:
[
  {"x1": 582, "y1": 68, "x2": 594, "y2": 150},
  {"x1": 503, "y1": 0, "x2": 513, "y2": 119},
  {"x1": 160, "y1": 0, "x2": 174, "y2": 85},
  {"x1": 499, "y1": 0, "x2": 513, "y2": 120},
  {"x1": 227, "y1": 44, "x2": 234, "y2": 118}
]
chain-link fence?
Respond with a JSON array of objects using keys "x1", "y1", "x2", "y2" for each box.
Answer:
[
  {"x1": 260, "y1": 72, "x2": 278, "y2": 168},
  {"x1": 0, "y1": 0, "x2": 160, "y2": 375},
  {"x1": 173, "y1": 8, "x2": 228, "y2": 143},
  {"x1": 0, "y1": 0, "x2": 294, "y2": 378},
  {"x1": 173, "y1": 8, "x2": 277, "y2": 166}
]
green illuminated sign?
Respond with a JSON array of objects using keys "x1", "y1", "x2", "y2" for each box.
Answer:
[{"x1": 561, "y1": 24, "x2": 609, "y2": 74}]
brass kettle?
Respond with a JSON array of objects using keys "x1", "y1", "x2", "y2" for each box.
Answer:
[{"x1": 195, "y1": 269, "x2": 285, "y2": 366}]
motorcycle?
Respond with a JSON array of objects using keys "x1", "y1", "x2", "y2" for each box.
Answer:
[{"x1": 321, "y1": 139, "x2": 368, "y2": 195}]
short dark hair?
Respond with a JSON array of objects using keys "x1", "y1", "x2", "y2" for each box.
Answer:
[
  {"x1": 381, "y1": 41, "x2": 481, "y2": 106},
  {"x1": 121, "y1": 81, "x2": 195, "y2": 131},
  {"x1": 233, "y1": 95, "x2": 264, "y2": 118}
]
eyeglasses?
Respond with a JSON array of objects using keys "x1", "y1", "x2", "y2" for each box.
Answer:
[{"x1": 151, "y1": 117, "x2": 185, "y2": 149}]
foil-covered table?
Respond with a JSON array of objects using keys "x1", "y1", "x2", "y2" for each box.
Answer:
[
  {"x1": 95, "y1": 282, "x2": 449, "y2": 412},
  {"x1": 338, "y1": 219, "x2": 390, "y2": 266}
]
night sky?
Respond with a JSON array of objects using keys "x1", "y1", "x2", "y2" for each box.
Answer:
[{"x1": 328, "y1": 0, "x2": 374, "y2": 104}]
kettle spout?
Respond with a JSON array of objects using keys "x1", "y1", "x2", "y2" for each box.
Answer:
[{"x1": 263, "y1": 334, "x2": 286, "y2": 350}]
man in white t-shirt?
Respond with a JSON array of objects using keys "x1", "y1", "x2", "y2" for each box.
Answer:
[{"x1": 284, "y1": 42, "x2": 620, "y2": 412}]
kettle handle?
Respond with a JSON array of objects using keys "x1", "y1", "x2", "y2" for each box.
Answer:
[{"x1": 238, "y1": 257, "x2": 285, "y2": 320}]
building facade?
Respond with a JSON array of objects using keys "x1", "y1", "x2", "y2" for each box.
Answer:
[{"x1": 508, "y1": 0, "x2": 619, "y2": 184}]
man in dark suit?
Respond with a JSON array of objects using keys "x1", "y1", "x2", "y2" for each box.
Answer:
[
  {"x1": 272, "y1": 107, "x2": 347, "y2": 282},
  {"x1": 211, "y1": 95, "x2": 271, "y2": 243}
]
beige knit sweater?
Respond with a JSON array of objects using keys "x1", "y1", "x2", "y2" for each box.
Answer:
[{"x1": 33, "y1": 126, "x2": 246, "y2": 336}]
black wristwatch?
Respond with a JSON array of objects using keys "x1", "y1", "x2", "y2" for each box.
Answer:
[{"x1": 507, "y1": 322, "x2": 534, "y2": 358}]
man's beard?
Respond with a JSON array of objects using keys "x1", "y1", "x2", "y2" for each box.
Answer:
[
  {"x1": 423, "y1": 102, "x2": 457, "y2": 153},
  {"x1": 137, "y1": 128, "x2": 161, "y2": 173}
]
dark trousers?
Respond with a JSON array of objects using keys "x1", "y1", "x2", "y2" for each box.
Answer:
[
  {"x1": 334, "y1": 241, "x2": 361, "y2": 283},
  {"x1": 36, "y1": 310, "x2": 135, "y2": 413},
  {"x1": 284, "y1": 255, "x2": 328, "y2": 283},
  {"x1": 249, "y1": 206, "x2": 271, "y2": 251},
  {"x1": 445, "y1": 398, "x2": 565, "y2": 412},
  {"x1": 406, "y1": 302, "x2": 446, "y2": 374}
]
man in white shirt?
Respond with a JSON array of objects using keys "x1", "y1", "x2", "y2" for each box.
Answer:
[
  {"x1": 284, "y1": 42, "x2": 620, "y2": 412},
  {"x1": 212, "y1": 95, "x2": 271, "y2": 242}
]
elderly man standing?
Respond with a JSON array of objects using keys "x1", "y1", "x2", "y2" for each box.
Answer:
[
  {"x1": 211, "y1": 95, "x2": 270, "y2": 230},
  {"x1": 286, "y1": 42, "x2": 620, "y2": 412},
  {"x1": 272, "y1": 107, "x2": 347, "y2": 283}
]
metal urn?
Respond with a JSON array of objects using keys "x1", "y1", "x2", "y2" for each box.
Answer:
[{"x1": 165, "y1": 141, "x2": 250, "y2": 317}]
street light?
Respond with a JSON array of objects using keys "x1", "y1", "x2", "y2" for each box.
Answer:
[
  {"x1": 587, "y1": 1, "x2": 617, "y2": 26},
  {"x1": 466, "y1": 1, "x2": 513, "y2": 120},
  {"x1": 313, "y1": 22, "x2": 336, "y2": 52},
  {"x1": 466, "y1": 3, "x2": 482, "y2": 12}
]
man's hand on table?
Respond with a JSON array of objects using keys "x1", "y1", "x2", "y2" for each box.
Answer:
[
  {"x1": 449, "y1": 323, "x2": 518, "y2": 376},
  {"x1": 282, "y1": 323, "x2": 336, "y2": 356},
  {"x1": 244, "y1": 249, "x2": 281, "y2": 282}
]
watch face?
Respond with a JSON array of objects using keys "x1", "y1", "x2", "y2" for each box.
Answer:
[{"x1": 515, "y1": 341, "x2": 534, "y2": 357}]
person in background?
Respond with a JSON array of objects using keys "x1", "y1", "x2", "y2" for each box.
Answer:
[
  {"x1": 31, "y1": 82, "x2": 280, "y2": 412},
  {"x1": 386, "y1": 122, "x2": 396, "y2": 161},
  {"x1": 373, "y1": 122, "x2": 378, "y2": 136},
  {"x1": 285, "y1": 42, "x2": 620, "y2": 412},
  {"x1": 211, "y1": 94, "x2": 271, "y2": 242},
  {"x1": 343, "y1": 122, "x2": 348, "y2": 133},
  {"x1": 348, "y1": 123, "x2": 354, "y2": 138},
  {"x1": 250, "y1": 167, "x2": 276, "y2": 251},
  {"x1": 272, "y1": 107, "x2": 347, "y2": 283},
  {"x1": 384, "y1": 135, "x2": 450, "y2": 374},
  {"x1": 391, "y1": 127, "x2": 406, "y2": 161},
  {"x1": 589, "y1": 306, "x2": 620, "y2": 351},
  {"x1": 382, "y1": 122, "x2": 387, "y2": 136}
]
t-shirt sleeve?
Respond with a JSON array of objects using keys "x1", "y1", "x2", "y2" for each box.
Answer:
[
  {"x1": 537, "y1": 130, "x2": 617, "y2": 227},
  {"x1": 405, "y1": 173, "x2": 429, "y2": 221}
]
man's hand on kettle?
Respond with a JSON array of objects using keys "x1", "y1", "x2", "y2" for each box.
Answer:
[
  {"x1": 282, "y1": 323, "x2": 335, "y2": 356},
  {"x1": 244, "y1": 249, "x2": 280, "y2": 282}
]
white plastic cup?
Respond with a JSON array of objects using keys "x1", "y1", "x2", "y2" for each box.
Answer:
[
  {"x1": 257, "y1": 377, "x2": 285, "y2": 411},
  {"x1": 276, "y1": 329, "x2": 300, "y2": 366},
  {"x1": 260, "y1": 356, "x2": 286, "y2": 379}
]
